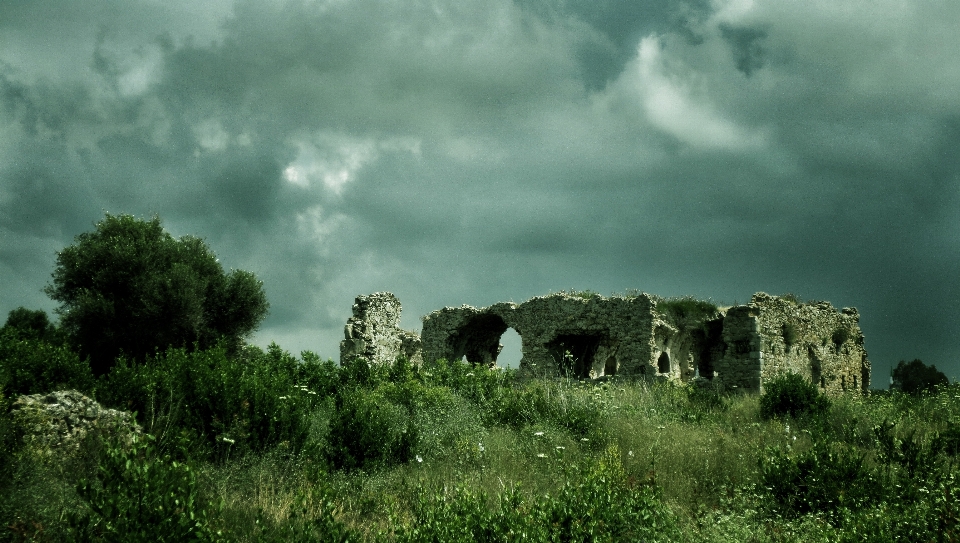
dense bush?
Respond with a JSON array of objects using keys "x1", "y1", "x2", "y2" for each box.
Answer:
[
  {"x1": 0, "y1": 329, "x2": 96, "y2": 396},
  {"x1": 760, "y1": 441, "x2": 880, "y2": 520},
  {"x1": 325, "y1": 387, "x2": 416, "y2": 471},
  {"x1": 759, "y1": 372, "x2": 830, "y2": 420},
  {"x1": 96, "y1": 343, "x2": 331, "y2": 458},
  {"x1": 68, "y1": 434, "x2": 222, "y2": 542}
]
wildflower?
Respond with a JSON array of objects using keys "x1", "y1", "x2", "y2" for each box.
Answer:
[
  {"x1": 581, "y1": 438, "x2": 589, "y2": 442},
  {"x1": 278, "y1": 396, "x2": 288, "y2": 400},
  {"x1": 657, "y1": 425, "x2": 666, "y2": 430},
  {"x1": 537, "y1": 453, "x2": 547, "y2": 458},
  {"x1": 628, "y1": 450, "x2": 634, "y2": 457},
  {"x1": 222, "y1": 437, "x2": 235, "y2": 445},
  {"x1": 478, "y1": 442, "x2": 485, "y2": 452},
  {"x1": 416, "y1": 455, "x2": 423, "y2": 463},
  {"x1": 466, "y1": 372, "x2": 474, "y2": 377},
  {"x1": 534, "y1": 431, "x2": 545, "y2": 437}
]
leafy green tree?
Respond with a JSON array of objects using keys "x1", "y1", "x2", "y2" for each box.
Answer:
[
  {"x1": 1, "y1": 307, "x2": 62, "y2": 344},
  {"x1": 44, "y1": 213, "x2": 268, "y2": 375},
  {"x1": 891, "y1": 359, "x2": 948, "y2": 394}
]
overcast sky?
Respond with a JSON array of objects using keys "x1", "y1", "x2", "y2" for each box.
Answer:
[{"x1": 2, "y1": 0, "x2": 958, "y2": 384}]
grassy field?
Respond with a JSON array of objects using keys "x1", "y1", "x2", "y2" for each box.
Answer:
[{"x1": 2, "y1": 337, "x2": 959, "y2": 541}]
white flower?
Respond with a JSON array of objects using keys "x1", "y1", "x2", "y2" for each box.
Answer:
[
  {"x1": 581, "y1": 438, "x2": 589, "y2": 442},
  {"x1": 537, "y1": 453, "x2": 547, "y2": 458},
  {"x1": 478, "y1": 442, "x2": 485, "y2": 452},
  {"x1": 222, "y1": 437, "x2": 235, "y2": 445},
  {"x1": 416, "y1": 455, "x2": 423, "y2": 463},
  {"x1": 628, "y1": 450, "x2": 634, "y2": 457},
  {"x1": 534, "y1": 431, "x2": 545, "y2": 437},
  {"x1": 556, "y1": 446, "x2": 565, "y2": 451}
]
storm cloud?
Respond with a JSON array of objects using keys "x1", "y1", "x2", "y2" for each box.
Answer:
[{"x1": 2, "y1": 0, "x2": 958, "y2": 382}]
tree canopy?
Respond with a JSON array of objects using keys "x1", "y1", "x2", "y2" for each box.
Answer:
[
  {"x1": 890, "y1": 359, "x2": 949, "y2": 394},
  {"x1": 44, "y1": 213, "x2": 269, "y2": 375}
]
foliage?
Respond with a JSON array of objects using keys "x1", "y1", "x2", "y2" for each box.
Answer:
[
  {"x1": 654, "y1": 296, "x2": 720, "y2": 330},
  {"x1": 325, "y1": 387, "x2": 416, "y2": 471},
  {"x1": 1, "y1": 307, "x2": 64, "y2": 345},
  {"x1": 44, "y1": 213, "x2": 268, "y2": 375},
  {"x1": 558, "y1": 289, "x2": 602, "y2": 300},
  {"x1": 760, "y1": 441, "x2": 880, "y2": 520},
  {"x1": 68, "y1": 433, "x2": 222, "y2": 542},
  {"x1": 891, "y1": 358, "x2": 948, "y2": 394},
  {"x1": 759, "y1": 372, "x2": 830, "y2": 420},
  {"x1": 95, "y1": 343, "x2": 330, "y2": 459},
  {"x1": 0, "y1": 328, "x2": 96, "y2": 396},
  {"x1": 393, "y1": 447, "x2": 679, "y2": 542}
]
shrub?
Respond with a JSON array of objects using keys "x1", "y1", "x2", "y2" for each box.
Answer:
[
  {"x1": 96, "y1": 343, "x2": 327, "y2": 458},
  {"x1": 325, "y1": 388, "x2": 415, "y2": 471},
  {"x1": 0, "y1": 330, "x2": 96, "y2": 396},
  {"x1": 759, "y1": 372, "x2": 830, "y2": 420},
  {"x1": 393, "y1": 446, "x2": 679, "y2": 542},
  {"x1": 760, "y1": 441, "x2": 880, "y2": 520},
  {"x1": 68, "y1": 433, "x2": 222, "y2": 542}
]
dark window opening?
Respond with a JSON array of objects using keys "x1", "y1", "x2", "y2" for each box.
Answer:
[
  {"x1": 548, "y1": 333, "x2": 603, "y2": 378},
  {"x1": 658, "y1": 352, "x2": 670, "y2": 373},
  {"x1": 604, "y1": 355, "x2": 617, "y2": 376}
]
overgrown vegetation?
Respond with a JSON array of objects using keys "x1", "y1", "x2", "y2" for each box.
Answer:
[{"x1": 3, "y1": 336, "x2": 959, "y2": 541}]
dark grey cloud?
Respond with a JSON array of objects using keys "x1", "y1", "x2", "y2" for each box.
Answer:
[{"x1": 1, "y1": 0, "x2": 958, "y2": 380}]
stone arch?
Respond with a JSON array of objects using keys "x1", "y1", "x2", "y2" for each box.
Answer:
[{"x1": 450, "y1": 313, "x2": 510, "y2": 366}]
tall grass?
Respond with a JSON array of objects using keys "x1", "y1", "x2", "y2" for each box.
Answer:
[{"x1": 3, "y1": 340, "x2": 959, "y2": 541}]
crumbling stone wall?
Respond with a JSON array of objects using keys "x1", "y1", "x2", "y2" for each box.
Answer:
[
  {"x1": 712, "y1": 293, "x2": 869, "y2": 392},
  {"x1": 340, "y1": 290, "x2": 870, "y2": 393},
  {"x1": 339, "y1": 292, "x2": 422, "y2": 366},
  {"x1": 421, "y1": 293, "x2": 659, "y2": 378}
]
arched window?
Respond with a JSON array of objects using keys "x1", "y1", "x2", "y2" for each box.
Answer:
[{"x1": 658, "y1": 352, "x2": 670, "y2": 373}]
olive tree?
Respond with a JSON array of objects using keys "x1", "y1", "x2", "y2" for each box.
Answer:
[{"x1": 45, "y1": 213, "x2": 269, "y2": 375}]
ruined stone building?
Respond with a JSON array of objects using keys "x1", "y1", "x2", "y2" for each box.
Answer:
[{"x1": 339, "y1": 291, "x2": 870, "y2": 393}]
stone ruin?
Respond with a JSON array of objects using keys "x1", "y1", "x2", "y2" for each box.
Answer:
[
  {"x1": 339, "y1": 291, "x2": 870, "y2": 393},
  {"x1": 340, "y1": 292, "x2": 422, "y2": 367},
  {"x1": 11, "y1": 389, "x2": 142, "y2": 457}
]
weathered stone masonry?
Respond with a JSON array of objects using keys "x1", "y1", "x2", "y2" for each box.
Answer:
[
  {"x1": 340, "y1": 291, "x2": 870, "y2": 393},
  {"x1": 339, "y1": 292, "x2": 422, "y2": 367}
]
